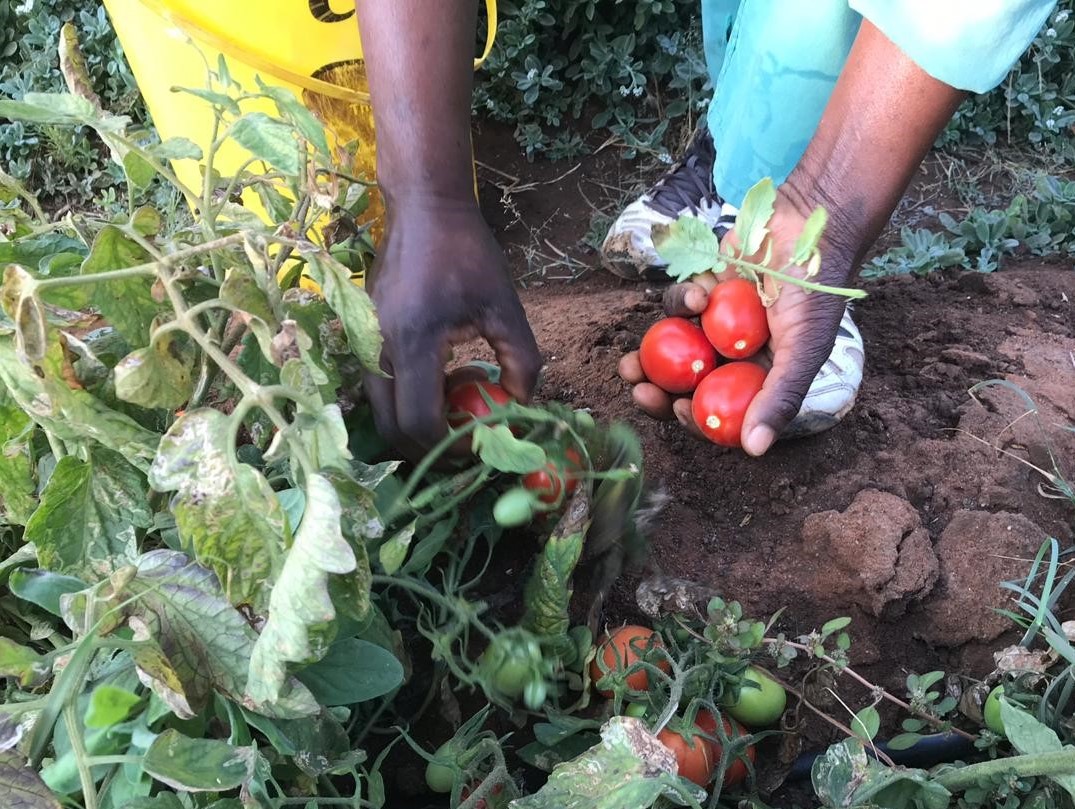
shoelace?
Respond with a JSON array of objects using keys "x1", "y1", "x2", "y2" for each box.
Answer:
[{"x1": 646, "y1": 127, "x2": 720, "y2": 218}]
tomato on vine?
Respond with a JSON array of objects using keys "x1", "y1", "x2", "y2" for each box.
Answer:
[
  {"x1": 446, "y1": 379, "x2": 514, "y2": 428},
  {"x1": 657, "y1": 725, "x2": 714, "y2": 787},
  {"x1": 424, "y1": 742, "x2": 456, "y2": 793},
  {"x1": 695, "y1": 711, "x2": 755, "y2": 786},
  {"x1": 691, "y1": 362, "x2": 767, "y2": 447},
  {"x1": 723, "y1": 666, "x2": 787, "y2": 727},
  {"x1": 522, "y1": 447, "x2": 583, "y2": 504},
  {"x1": 639, "y1": 317, "x2": 717, "y2": 394},
  {"x1": 590, "y1": 625, "x2": 669, "y2": 697},
  {"x1": 480, "y1": 633, "x2": 543, "y2": 702},
  {"x1": 701, "y1": 278, "x2": 769, "y2": 359}
]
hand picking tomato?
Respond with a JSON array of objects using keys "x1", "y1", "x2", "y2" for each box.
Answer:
[
  {"x1": 657, "y1": 725, "x2": 714, "y2": 787},
  {"x1": 446, "y1": 379, "x2": 514, "y2": 428},
  {"x1": 591, "y1": 625, "x2": 670, "y2": 697},
  {"x1": 695, "y1": 711, "x2": 756, "y2": 787},
  {"x1": 701, "y1": 278, "x2": 770, "y2": 359},
  {"x1": 723, "y1": 666, "x2": 787, "y2": 727},
  {"x1": 638, "y1": 317, "x2": 718, "y2": 394},
  {"x1": 691, "y1": 362, "x2": 767, "y2": 447},
  {"x1": 522, "y1": 447, "x2": 583, "y2": 505}
]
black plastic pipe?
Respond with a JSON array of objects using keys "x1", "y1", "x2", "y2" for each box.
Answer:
[{"x1": 787, "y1": 732, "x2": 977, "y2": 781}]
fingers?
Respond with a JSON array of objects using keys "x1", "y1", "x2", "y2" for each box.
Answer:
[
  {"x1": 617, "y1": 351, "x2": 644, "y2": 384},
  {"x1": 631, "y1": 382, "x2": 675, "y2": 420},
  {"x1": 662, "y1": 280, "x2": 711, "y2": 317},
  {"x1": 671, "y1": 398, "x2": 707, "y2": 441},
  {"x1": 389, "y1": 330, "x2": 452, "y2": 452},
  {"x1": 481, "y1": 299, "x2": 542, "y2": 403}
]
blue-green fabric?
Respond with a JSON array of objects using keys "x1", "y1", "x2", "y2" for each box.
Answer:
[{"x1": 702, "y1": 0, "x2": 1058, "y2": 206}]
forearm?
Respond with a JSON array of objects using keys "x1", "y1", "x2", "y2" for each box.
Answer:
[
  {"x1": 354, "y1": 0, "x2": 478, "y2": 206},
  {"x1": 783, "y1": 19, "x2": 966, "y2": 263}
]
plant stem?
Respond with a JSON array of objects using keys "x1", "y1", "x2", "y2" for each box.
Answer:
[
  {"x1": 936, "y1": 748, "x2": 1075, "y2": 791},
  {"x1": 765, "y1": 637, "x2": 979, "y2": 743},
  {"x1": 83, "y1": 755, "x2": 145, "y2": 767},
  {"x1": 370, "y1": 574, "x2": 497, "y2": 641},
  {"x1": 724, "y1": 256, "x2": 867, "y2": 299},
  {"x1": 64, "y1": 703, "x2": 98, "y2": 809},
  {"x1": 44, "y1": 429, "x2": 67, "y2": 460}
]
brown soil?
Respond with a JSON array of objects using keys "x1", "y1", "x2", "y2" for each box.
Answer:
[{"x1": 469, "y1": 123, "x2": 1075, "y2": 763}]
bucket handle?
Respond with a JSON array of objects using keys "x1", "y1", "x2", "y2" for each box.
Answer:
[{"x1": 135, "y1": 0, "x2": 498, "y2": 105}]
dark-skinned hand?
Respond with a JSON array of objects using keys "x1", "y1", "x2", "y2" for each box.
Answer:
[
  {"x1": 363, "y1": 199, "x2": 541, "y2": 459},
  {"x1": 618, "y1": 188, "x2": 857, "y2": 456}
]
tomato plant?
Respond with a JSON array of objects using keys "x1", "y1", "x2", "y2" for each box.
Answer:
[
  {"x1": 657, "y1": 725, "x2": 715, "y2": 787},
  {"x1": 591, "y1": 625, "x2": 669, "y2": 696},
  {"x1": 691, "y1": 362, "x2": 767, "y2": 447},
  {"x1": 701, "y1": 278, "x2": 769, "y2": 359},
  {"x1": 638, "y1": 317, "x2": 717, "y2": 394},
  {"x1": 447, "y1": 379, "x2": 514, "y2": 427},
  {"x1": 723, "y1": 666, "x2": 787, "y2": 727}
]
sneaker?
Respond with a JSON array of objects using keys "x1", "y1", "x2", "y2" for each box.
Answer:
[
  {"x1": 783, "y1": 305, "x2": 865, "y2": 438},
  {"x1": 600, "y1": 122, "x2": 735, "y2": 280}
]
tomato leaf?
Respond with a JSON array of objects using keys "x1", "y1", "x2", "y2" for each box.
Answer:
[
  {"x1": 149, "y1": 409, "x2": 290, "y2": 609},
  {"x1": 734, "y1": 178, "x2": 777, "y2": 257},
  {"x1": 0, "y1": 749, "x2": 62, "y2": 809},
  {"x1": 1001, "y1": 697, "x2": 1075, "y2": 800},
  {"x1": 651, "y1": 215, "x2": 719, "y2": 282},
  {"x1": 791, "y1": 207, "x2": 828, "y2": 266},
  {"x1": 247, "y1": 474, "x2": 356, "y2": 708},
  {"x1": 149, "y1": 137, "x2": 203, "y2": 162},
  {"x1": 144, "y1": 730, "x2": 256, "y2": 793},
  {"x1": 113, "y1": 332, "x2": 195, "y2": 410},
  {"x1": 230, "y1": 112, "x2": 302, "y2": 176},
  {"x1": 8, "y1": 569, "x2": 86, "y2": 617},
  {"x1": 304, "y1": 253, "x2": 383, "y2": 375},
  {"x1": 256, "y1": 78, "x2": 331, "y2": 158},
  {"x1": 522, "y1": 493, "x2": 588, "y2": 640},
  {"x1": 378, "y1": 521, "x2": 415, "y2": 576},
  {"x1": 0, "y1": 637, "x2": 50, "y2": 687},
  {"x1": 0, "y1": 397, "x2": 35, "y2": 525},
  {"x1": 80, "y1": 225, "x2": 163, "y2": 346},
  {"x1": 1, "y1": 264, "x2": 47, "y2": 362},
  {"x1": 220, "y1": 265, "x2": 277, "y2": 327},
  {"x1": 811, "y1": 738, "x2": 950, "y2": 809},
  {"x1": 0, "y1": 92, "x2": 95, "y2": 125},
  {"x1": 60, "y1": 549, "x2": 317, "y2": 720},
  {"x1": 296, "y1": 638, "x2": 403, "y2": 706},
  {"x1": 84, "y1": 684, "x2": 140, "y2": 729},
  {"x1": 512, "y1": 717, "x2": 687, "y2": 809},
  {"x1": 25, "y1": 446, "x2": 149, "y2": 578},
  {"x1": 472, "y1": 423, "x2": 546, "y2": 473}
]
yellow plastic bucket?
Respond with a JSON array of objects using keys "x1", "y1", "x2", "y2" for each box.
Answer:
[{"x1": 102, "y1": 0, "x2": 496, "y2": 246}]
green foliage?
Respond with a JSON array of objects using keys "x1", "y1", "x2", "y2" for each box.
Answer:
[{"x1": 474, "y1": 0, "x2": 709, "y2": 159}]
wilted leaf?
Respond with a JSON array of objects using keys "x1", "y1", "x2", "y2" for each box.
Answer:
[
  {"x1": 144, "y1": 730, "x2": 255, "y2": 792},
  {"x1": 59, "y1": 549, "x2": 317, "y2": 719},
  {"x1": 513, "y1": 717, "x2": 688, "y2": 809},
  {"x1": 247, "y1": 474, "x2": 355, "y2": 707},
  {"x1": 303, "y1": 253, "x2": 382, "y2": 374},
  {"x1": 0, "y1": 337, "x2": 159, "y2": 468},
  {"x1": 148, "y1": 409, "x2": 290, "y2": 608},
  {"x1": 230, "y1": 112, "x2": 301, "y2": 175},
  {"x1": 84, "y1": 684, "x2": 140, "y2": 728},
  {"x1": 0, "y1": 637, "x2": 50, "y2": 687},
  {"x1": 220, "y1": 265, "x2": 276, "y2": 326},
  {"x1": 791, "y1": 207, "x2": 828, "y2": 265},
  {"x1": 114, "y1": 332, "x2": 195, "y2": 410},
  {"x1": 25, "y1": 446, "x2": 148, "y2": 578},
  {"x1": 811, "y1": 738, "x2": 950, "y2": 809},
  {"x1": 734, "y1": 178, "x2": 777, "y2": 257},
  {"x1": 651, "y1": 215, "x2": 720, "y2": 282},
  {"x1": 9, "y1": 568, "x2": 87, "y2": 616},
  {"x1": 296, "y1": 638, "x2": 403, "y2": 706},
  {"x1": 472, "y1": 424, "x2": 546, "y2": 473},
  {"x1": 0, "y1": 398, "x2": 35, "y2": 524},
  {"x1": 0, "y1": 749, "x2": 62, "y2": 809},
  {"x1": 1, "y1": 265, "x2": 47, "y2": 361},
  {"x1": 80, "y1": 226, "x2": 163, "y2": 345}
]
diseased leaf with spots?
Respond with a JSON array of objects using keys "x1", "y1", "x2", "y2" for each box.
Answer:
[
  {"x1": 144, "y1": 729, "x2": 256, "y2": 793},
  {"x1": 114, "y1": 332, "x2": 195, "y2": 410},
  {"x1": 1, "y1": 264, "x2": 47, "y2": 361},
  {"x1": 0, "y1": 337, "x2": 160, "y2": 469},
  {"x1": 0, "y1": 398, "x2": 35, "y2": 525},
  {"x1": 230, "y1": 112, "x2": 301, "y2": 175},
  {"x1": 247, "y1": 473, "x2": 355, "y2": 708},
  {"x1": 80, "y1": 225, "x2": 163, "y2": 345},
  {"x1": 25, "y1": 446, "x2": 149, "y2": 577},
  {"x1": 0, "y1": 637, "x2": 50, "y2": 687},
  {"x1": 148, "y1": 409, "x2": 290, "y2": 608},
  {"x1": 0, "y1": 750, "x2": 62, "y2": 809},
  {"x1": 651, "y1": 215, "x2": 720, "y2": 282},
  {"x1": 220, "y1": 265, "x2": 276, "y2": 326},
  {"x1": 256, "y1": 79, "x2": 331, "y2": 158},
  {"x1": 304, "y1": 254, "x2": 383, "y2": 375}
]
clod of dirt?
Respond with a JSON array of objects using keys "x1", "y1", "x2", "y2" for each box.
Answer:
[
  {"x1": 913, "y1": 510, "x2": 1049, "y2": 647},
  {"x1": 800, "y1": 489, "x2": 938, "y2": 618}
]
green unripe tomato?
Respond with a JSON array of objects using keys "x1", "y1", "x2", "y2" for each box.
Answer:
[
  {"x1": 623, "y1": 702, "x2": 648, "y2": 719},
  {"x1": 523, "y1": 678, "x2": 548, "y2": 711},
  {"x1": 424, "y1": 742, "x2": 455, "y2": 793},
  {"x1": 573, "y1": 410, "x2": 596, "y2": 431},
  {"x1": 984, "y1": 685, "x2": 1006, "y2": 736},
  {"x1": 493, "y1": 488, "x2": 537, "y2": 527},
  {"x1": 723, "y1": 666, "x2": 787, "y2": 727},
  {"x1": 480, "y1": 646, "x2": 532, "y2": 699}
]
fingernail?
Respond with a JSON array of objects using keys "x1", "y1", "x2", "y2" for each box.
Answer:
[{"x1": 744, "y1": 425, "x2": 776, "y2": 456}]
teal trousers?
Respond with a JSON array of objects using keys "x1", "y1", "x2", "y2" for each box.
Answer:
[{"x1": 703, "y1": 0, "x2": 1059, "y2": 206}]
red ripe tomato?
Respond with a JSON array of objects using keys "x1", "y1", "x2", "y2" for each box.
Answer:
[
  {"x1": 446, "y1": 380, "x2": 513, "y2": 428},
  {"x1": 691, "y1": 362, "x2": 767, "y2": 447},
  {"x1": 701, "y1": 279, "x2": 770, "y2": 359},
  {"x1": 695, "y1": 712, "x2": 756, "y2": 787},
  {"x1": 522, "y1": 447, "x2": 583, "y2": 505},
  {"x1": 590, "y1": 625, "x2": 670, "y2": 697},
  {"x1": 657, "y1": 726, "x2": 715, "y2": 787},
  {"x1": 638, "y1": 318, "x2": 717, "y2": 394}
]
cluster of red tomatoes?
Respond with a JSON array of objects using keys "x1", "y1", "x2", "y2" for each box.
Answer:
[
  {"x1": 591, "y1": 625, "x2": 787, "y2": 789},
  {"x1": 639, "y1": 279, "x2": 770, "y2": 448}
]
